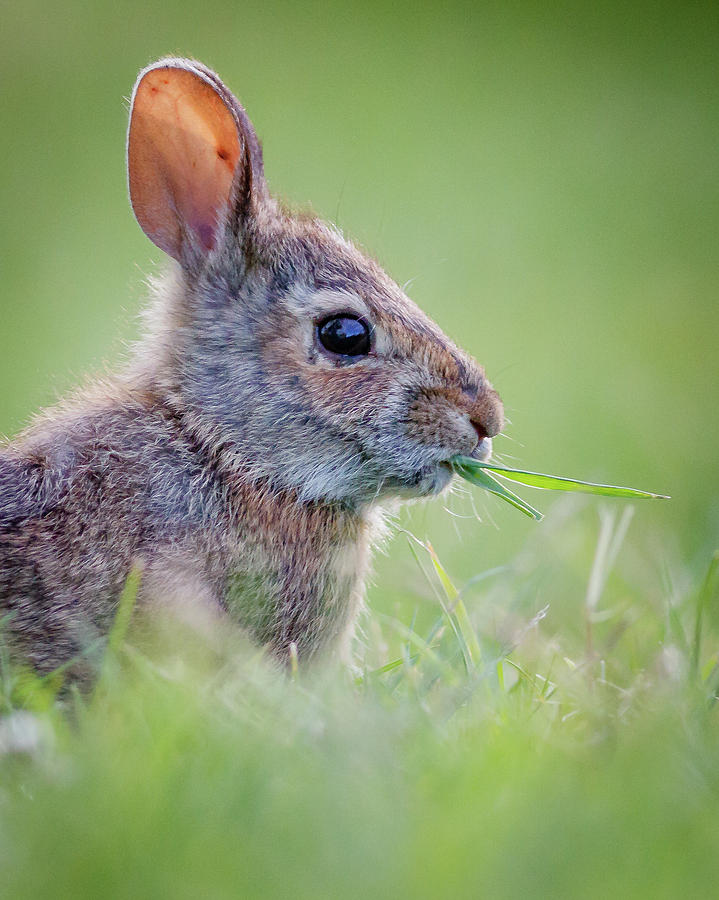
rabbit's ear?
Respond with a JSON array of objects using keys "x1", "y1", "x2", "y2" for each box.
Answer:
[{"x1": 127, "y1": 59, "x2": 265, "y2": 263}]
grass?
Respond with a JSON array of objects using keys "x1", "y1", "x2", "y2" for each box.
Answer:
[
  {"x1": 1, "y1": 499, "x2": 718, "y2": 898},
  {"x1": 451, "y1": 455, "x2": 671, "y2": 521}
]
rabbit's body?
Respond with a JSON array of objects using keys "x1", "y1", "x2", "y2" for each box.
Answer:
[
  {"x1": 1, "y1": 373, "x2": 377, "y2": 674},
  {"x1": 0, "y1": 59, "x2": 503, "y2": 674},
  {"x1": 1, "y1": 382, "x2": 377, "y2": 672}
]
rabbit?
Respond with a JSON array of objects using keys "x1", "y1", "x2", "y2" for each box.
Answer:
[{"x1": 0, "y1": 58, "x2": 503, "y2": 677}]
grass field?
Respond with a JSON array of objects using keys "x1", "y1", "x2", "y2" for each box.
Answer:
[
  {"x1": 1, "y1": 514, "x2": 718, "y2": 897},
  {"x1": 1, "y1": 1, "x2": 718, "y2": 896}
]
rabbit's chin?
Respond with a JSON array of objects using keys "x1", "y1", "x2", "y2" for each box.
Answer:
[{"x1": 388, "y1": 461, "x2": 454, "y2": 500}]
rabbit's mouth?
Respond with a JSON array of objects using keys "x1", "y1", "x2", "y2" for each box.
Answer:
[
  {"x1": 470, "y1": 436, "x2": 493, "y2": 462},
  {"x1": 393, "y1": 462, "x2": 454, "y2": 499},
  {"x1": 394, "y1": 437, "x2": 493, "y2": 499}
]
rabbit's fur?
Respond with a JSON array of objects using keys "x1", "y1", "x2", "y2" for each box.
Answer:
[{"x1": 0, "y1": 59, "x2": 503, "y2": 675}]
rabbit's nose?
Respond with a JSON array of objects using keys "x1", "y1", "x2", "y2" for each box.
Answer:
[
  {"x1": 467, "y1": 389, "x2": 503, "y2": 441},
  {"x1": 470, "y1": 418, "x2": 486, "y2": 441},
  {"x1": 470, "y1": 420, "x2": 493, "y2": 461}
]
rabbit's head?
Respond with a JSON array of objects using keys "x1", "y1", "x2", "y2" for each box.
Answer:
[{"x1": 128, "y1": 59, "x2": 503, "y2": 505}]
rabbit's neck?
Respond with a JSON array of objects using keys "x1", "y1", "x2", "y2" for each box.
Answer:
[
  {"x1": 222, "y1": 475, "x2": 385, "y2": 660},
  {"x1": 144, "y1": 387, "x2": 388, "y2": 659}
]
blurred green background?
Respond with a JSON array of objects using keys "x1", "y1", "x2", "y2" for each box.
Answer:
[{"x1": 1, "y1": 0, "x2": 717, "y2": 594}]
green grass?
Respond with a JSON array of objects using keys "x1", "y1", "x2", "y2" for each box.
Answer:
[
  {"x1": 451, "y1": 454, "x2": 671, "y2": 521},
  {"x1": 1, "y1": 502, "x2": 718, "y2": 898}
]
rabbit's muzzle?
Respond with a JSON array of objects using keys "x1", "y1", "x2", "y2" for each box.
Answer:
[
  {"x1": 471, "y1": 435, "x2": 493, "y2": 462},
  {"x1": 397, "y1": 378, "x2": 503, "y2": 497},
  {"x1": 409, "y1": 381, "x2": 502, "y2": 451}
]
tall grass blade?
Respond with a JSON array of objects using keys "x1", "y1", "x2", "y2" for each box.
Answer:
[
  {"x1": 426, "y1": 542, "x2": 482, "y2": 668},
  {"x1": 92, "y1": 566, "x2": 142, "y2": 705},
  {"x1": 107, "y1": 565, "x2": 142, "y2": 656},
  {"x1": 453, "y1": 455, "x2": 670, "y2": 499},
  {"x1": 452, "y1": 461, "x2": 544, "y2": 520},
  {"x1": 692, "y1": 550, "x2": 719, "y2": 679},
  {"x1": 405, "y1": 536, "x2": 465, "y2": 658}
]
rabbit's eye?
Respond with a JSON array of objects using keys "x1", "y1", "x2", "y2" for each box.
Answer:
[{"x1": 317, "y1": 315, "x2": 371, "y2": 358}]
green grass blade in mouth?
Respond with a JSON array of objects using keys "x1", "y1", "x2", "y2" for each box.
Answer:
[
  {"x1": 452, "y1": 456, "x2": 670, "y2": 500},
  {"x1": 452, "y1": 459, "x2": 543, "y2": 521}
]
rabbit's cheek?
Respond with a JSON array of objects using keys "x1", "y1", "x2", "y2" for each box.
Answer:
[
  {"x1": 300, "y1": 366, "x2": 393, "y2": 421},
  {"x1": 407, "y1": 394, "x2": 477, "y2": 459},
  {"x1": 423, "y1": 463, "x2": 454, "y2": 496}
]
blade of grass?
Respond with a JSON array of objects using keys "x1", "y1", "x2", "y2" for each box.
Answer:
[
  {"x1": 405, "y1": 535, "x2": 465, "y2": 659},
  {"x1": 692, "y1": 550, "x2": 719, "y2": 679},
  {"x1": 375, "y1": 612, "x2": 454, "y2": 680},
  {"x1": 503, "y1": 657, "x2": 539, "y2": 696},
  {"x1": 288, "y1": 642, "x2": 299, "y2": 680},
  {"x1": 367, "y1": 656, "x2": 410, "y2": 677},
  {"x1": 406, "y1": 566, "x2": 506, "y2": 674},
  {"x1": 107, "y1": 565, "x2": 142, "y2": 656},
  {"x1": 452, "y1": 461, "x2": 544, "y2": 520},
  {"x1": 585, "y1": 508, "x2": 617, "y2": 658},
  {"x1": 426, "y1": 542, "x2": 481, "y2": 669},
  {"x1": 93, "y1": 565, "x2": 142, "y2": 704},
  {"x1": 453, "y1": 455, "x2": 670, "y2": 500}
]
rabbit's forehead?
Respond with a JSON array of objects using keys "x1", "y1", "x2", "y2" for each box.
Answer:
[
  {"x1": 274, "y1": 219, "x2": 449, "y2": 343},
  {"x1": 283, "y1": 274, "x2": 446, "y2": 343},
  {"x1": 283, "y1": 286, "x2": 372, "y2": 320},
  {"x1": 283, "y1": 283, "x2": 452, "y2": 360},
  {"x1": 270, "y1": 222, "x2": 476, "y2": 376}
]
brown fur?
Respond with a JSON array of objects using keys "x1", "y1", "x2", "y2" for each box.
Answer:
[{"x1": 0, "y1": 59, "x2": 503, "y2": 676}]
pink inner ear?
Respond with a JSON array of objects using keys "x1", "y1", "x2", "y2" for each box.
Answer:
[{"x1": 128, "y1": 66, "x2": 242, "y2": 260}]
